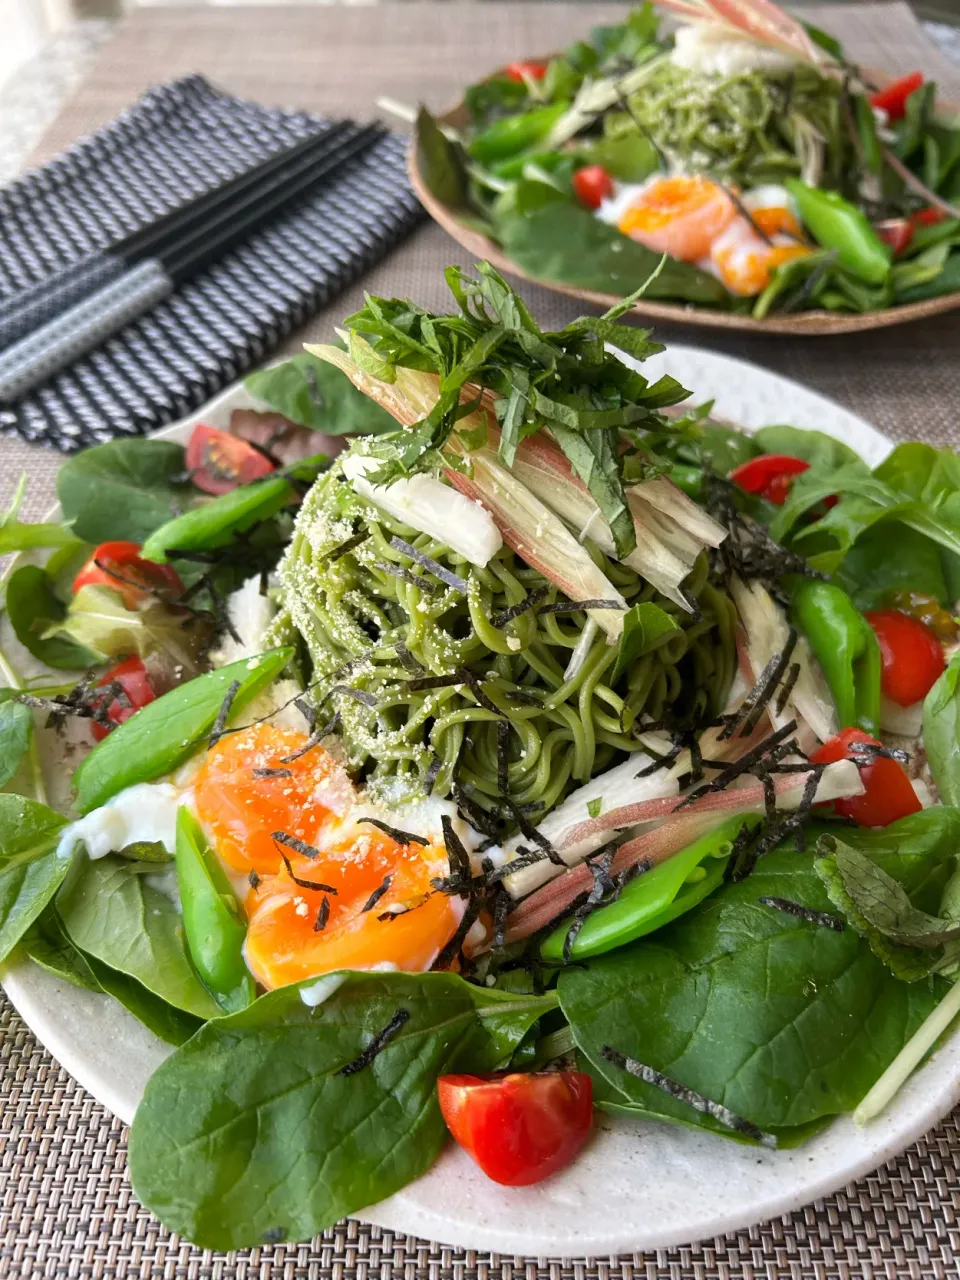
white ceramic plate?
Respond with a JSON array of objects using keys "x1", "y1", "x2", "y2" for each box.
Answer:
[{"x1": 5, "y1": 347, "x2": 957, "y2": 1257}]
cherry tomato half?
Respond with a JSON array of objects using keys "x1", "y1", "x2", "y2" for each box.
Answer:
[
  {"x1": 865, "y1": 609, "x2": 945, "y2": 706},
  {"x1": 876, "y1": 218, "x2": 914, "y2": 256},
  {"x1": 504, "y1": 60, "x2": 548, "y2": 83},
  {"x1": 810, "y1": 727, "x2": 921, "y2": 827},
  {"x1": 186, "y1": 424, "x2": 275, "y2": 496},
  {"x1": 729, "y1": 453, "x2": 811, "y2": 504},
  {"x1": 88, "y1": 656, "x2": 157, "y2": 742},
  {"x1": 437, "y1": 1071, "x2": 593, "y2": 1186},
  {"x1": 572, "y1": 165, "x2": 615, "y2": 211},
  {"x1": 73, "y1": 541, "x2": 184, "y2": 610},
  {"x1": 869, "y1": 71, "x2": 924, "y2": 122}
]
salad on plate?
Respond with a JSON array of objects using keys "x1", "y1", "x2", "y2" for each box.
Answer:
[
  {"x1": 3, "y1": 264, "x2": 960, "y2": 1248},
  {"x1": 413, "y1": 0, "x2": 960, "y2": 320}
]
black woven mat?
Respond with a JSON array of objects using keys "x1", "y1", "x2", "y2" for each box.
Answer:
[{"x1": 0, "y1": 74, "x2": 423, "y2": 452}]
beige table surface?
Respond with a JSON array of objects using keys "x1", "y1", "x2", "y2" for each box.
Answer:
[{"x1": 3, "y1": 4, "x2": 960, "y2": 1277}]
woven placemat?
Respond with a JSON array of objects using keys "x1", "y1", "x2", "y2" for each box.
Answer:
[{"x1": 2, "y1": 4, "x2": 960, "y2": 1277}]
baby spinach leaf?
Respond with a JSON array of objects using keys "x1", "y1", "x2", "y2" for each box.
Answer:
[
  {"x1": 72, "y1": 646, "x2": 294, "y2": 814},
  {"x1": 0, "y1": 794, "x2": 71, "y2": 964},
  {"x1": 832, "y1": 523, "x2": 948, "y2": 611},
  {"x1": 0, "y1": 793, "x2": 69, "y2": 872},
  {"x1": 874, "y1": 442, "x2": 940, "y2": 500},
  {"x1": 57, "y1": 439, "x2": 192, "y2": 544},
  {"x1": 924, "y1": 651, "x2": 960, "y2": 807},
  {"x1": 20, "y1": 907, "x2": 101, "y2": 990},
  {"x1": 576, "y1": 132, "x2": 659, "y2": 182},
  {"x1": 558, "y1": 846, "x2": 943, "y2": 1132},
  {"x1": 58, "y1": 855, "x2": 222, "y2": 1020},
  {"x1": 48, "y1": 584, "x2": 210, "y2": 676},
  {"x1": 495, "y1": 196, "x2": 732, "y2": 305},
  {"x1": 416, "y1": 106, "x2": 471, "y2": 208},
  {"x1": 128, "y1": 972, "x2": 554, "y2": 1248},
  {"x1": 245, "y1": 353, "x2": 397, "y2": 436},
  {"x1": 752, "y1": 425, "x2": 860, "y2": 469},
  {"x1": 141, "y1": 475, "x2": 293, "y2": 564},
  {"x1": 6, "y1": 565, "x2": 99, "y2": 670},
  {"x1": 0, "y1": 701, "x2": 33, "y2": 789},
  {"x1": 0, "y1": 475, "x2": 80, "y2": 556},
  {"x1": 612, "y1": 601, "x2": 681, "y2": 684}
]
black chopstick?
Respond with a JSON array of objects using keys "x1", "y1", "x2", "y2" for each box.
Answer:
[
  {"x1": 0, "y1": 123, "x2": 352, "y2": 354},
  {"x1": 0, "y1": 121, "x2": 384, "y2": 404}
]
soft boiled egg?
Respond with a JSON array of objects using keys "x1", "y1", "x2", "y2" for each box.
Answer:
[
  {"x1": 59, "y1": 722, "x2": 472, "y2": 992},
  {"x1": 707, "y1": 185, "x2": 811, "y2": 296}
]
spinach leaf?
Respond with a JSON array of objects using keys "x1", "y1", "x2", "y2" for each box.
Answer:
[
  {"x1": 20, "y1": 907, "x2": 101, "y2": 990},
  {"x1": 0, "y1": 794, "x2": 71, "y2": 964},
  {"x1": 245, "y1": 353, "x2": 397, "y2": 436},
  {"x1": 558, "y1": 846, "x2": 943, "y2": 1133},
  {"x1": 896, "y1": 249, "x2": 960, "y2": 303},
  {"x1": 6, "y1": 565, "x2": 99, "y2": 670},
  {"x1": 752, "y1": 424, "x2": 861, "y2": 469},
  {"x1": 0, "y1": 474, "x2": 80, "y2": 556},
  {"x1": 47, "y1": 584, "x2": 209, "y2": 676},
  {"x1": 72, "y1": 646, "x2": 293, "y2": 814},
  {"x1": 874, "y1": 441, "x2": 940, "y2": 499},
  {"x1": 576, "y1": 132, "x2": 659, "y2": 182},
  {"x1": 923, "y1": 651, "x2": 960, "y2": 806},
  {"x1": 141, "y1": 474, "x2": 293, "y2": 564},
  {"x1": 57, "y1": 439, "x2": 192, "y2": 544},
  {"x1": 58, "y1": 855, "x2": 222, "y2": 1020},
  {"x1": 0, "y1": 701, "x2": 33, "y2": 788},
  {"x1": 495, "y1": 195, "x2": 731, "y2": 305},
  {"x1": 833, "y1": 523, "x2": 949, "y2": 610},
  {"x1": 415, "y1": 106, "x2": 471, "y2": 208},
  {"x1": 612, "y1": 601, "x2": 681, "y2": 684},
  {"x1": 128, "y1": 972, "x2": 555, "y2": 1248}
]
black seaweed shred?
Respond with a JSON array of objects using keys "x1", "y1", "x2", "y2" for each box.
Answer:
[
  {"x1": 375, "y1": 561, "x2": 441, "y2": 594},
  {"x1": 849, "y1": 740, "x2": 911, "y2": 765},
  {"x1": 728, "y1": 763, "x2": 824, "y2": 882},
  {"x1": 275, "y1": 849, "x2": 338, "y2": 894},
  {"x1": 703, "y1": 474, "x2": 825, "y2": 590},
  {"x1": 636, "y1": 737, "x2": 685, "y2": 777},
  {"x1": 390, "y1": 536, "x2": 468, "y2": 593},
  {"x1": 490, "y1": 886, "x2": 510, "y2": 955},
  {"x1": 253, "y1": 767, "x2": 293, "y2": 780},
  {"x1": 337, "y1": 1009, "x2": 411, "y2": 1076},
  {"x1": 600, "y1": 1047, "x2": 777, "y2": 1148},
  {"x1": 424, "y1": 753, "x2": 443, "y2": 796},
  {"x1": 295, "y1": 698, "x2": 317, "y2": 734},
  {"x1": 674, "y1": 721, "x2": 799, "y2": 810},
  {"x1": 720, "y1": 629, "x2": 797, "y2": 741},
  {"x1": 280, "y1": 711, "x2": 341, "y2": 763},
  {"x1": 204, "y1": 575, "x2": 243, "y2": 647},
  {"x1": 361, "y1": 876, "x2": 392, "y2": 913},
  {"x1": 407, "y1": 673, "x2": 462, "y2": 692},
  {"x1": 209, "y1": 679, "x2": 241, "y2": 748},
  {"x1": 506, "y1": 800, "x2": 564, "y2": 865},
  {"x1": 497, "y1": 720, "x2": 510, "y2": 798},
  {"x1": 451, "y1": 782, "x2": 503, "y2": 842},
  {"x1": 484, "y1": 846, "x2": 549, "y2": 885},
  {"x1": 272, "y1": 830, "x2": 322, "y2": 860},
  {"x1": 440, "y1": 814, "x2": 474, "y2": 893},
  {"x1": 490, "y1": 586, "x2": 551, "y2": 629},
  {"x1": 502, "y1": 689, "x2": 544, "y2": 708},
  {"x1": 774, "y1": 661, "x2": 801, "y2": 717},
  {"x1": 329, "y1": 684, "x2": 379, "y2": 708},
  {"x1": 394, "y1": 639, "x2": 424, "y2": 674},
  {"x1": 313, "y1": 896, "x2": 331, "y2": 931},
  {"x1": 459, "y1": 668, "x2": 504, "y2": 716},
  {"x1": 433, "y1": 897, "x2": 482, "y2": 971},
  {"x1": 358, "y1": 818, "x2": 428, "y2": 847},
  {"x1": 757, "y1": 896, "x2": 846, "y2": 932},
  {"x1": 248, "y1": 870, "x2": 261, "y2": 890},
  {"x1": 536, "y1": 599, "x2": 627, "y2": 615},
  {"x1": 327, "y1": 530, "x2": 370, "y2": 562},
  {"x1": 562, "y1": 844, "x2": 617, "y2": 963}
]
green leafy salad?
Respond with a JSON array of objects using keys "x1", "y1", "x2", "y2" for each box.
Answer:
[
  {"x1": 3, "y1": 264, "x2": 960, "y2": 1248},
  {"x1": 416, "y1": 0, "x2": 960, "y2": 317}
]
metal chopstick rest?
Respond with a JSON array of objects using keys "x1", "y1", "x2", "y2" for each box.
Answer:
[{"x1": 0, "y1": 122, "x2": 384, "y2": 405}]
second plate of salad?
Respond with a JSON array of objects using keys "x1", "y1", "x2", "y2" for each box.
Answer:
[{"x1": 410, "y1": 0, "x2": 960, "y2": 333}]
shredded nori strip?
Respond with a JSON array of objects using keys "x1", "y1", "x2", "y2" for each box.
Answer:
[
  {"x1": 600, "y1": 1047, "x2": 777, "y2": 1148},
  {"x1": 497, "y1": 720, "x2": 510, "y2": 798},
  {"x1": 757, "y1": 896, "x2": 846, "y2": 932},
  {"x1": 484, "y1": 846, "x2": 549, "y2": 885},
  {"x1": 563, "y1": 844, "x2": 617, "y2": 963},
  {"x1": 280, "y1": 711, "x2": 341, "y2": 763},
  {"x1": 503, "y1": 689, "x2": 544, "y2": 708},
  {"x1": 248, "y1": 870, "x2": 261, "y2": 890},
  {"x1": 674, "y1": 720, "x2": 798, "y2": 810},
  {"x1": 390, "y1": 536, "x2": 467, "y2": 593},
  {"x1": 329, "y1": 684, "x2": 379, "y2": 709},
  {"x1": 507, "y1": 800, "x2": 564, "y2": 865},
  {"x1": 536, "y1": 599, "x2": 627, "y2": 615},
  {"x1": 433, "y1": 897, "x2": 482, "y2": 970},
  {"x1": 276, "y1": 850, "x2": 338, "y2": 894},
  {"x1": 394, "y1": 639, "x2": 424, "y2": 674},
  {"x1": 450, "y1": 782, "x2": 502, "y2": 841},
  {"x1": 253, "y1": 767, "x2": 293, "y2": 780},
  {"x1": 407, "y1": 672, "x2": 462, "y2": 692},
  {"x1": 209, "y1": 679, "x2": 241, "y2": 748},
  {"x1": 728, "y1": 763, "x2": 824, "y2": 882},
  {"x1": 636, "y1": 737, "x2": 685, "y2": 777},
  {"x1": 205, "y1": 575, "x2": 243, "y2": 646},
  {"x1": 358, "y1": 818, "x2": 427, "y2": 847},
  {"x1": 361, "y1": 875, "x2": 392, "y2": 913},
  {"x1": 272, "y1": 830, "x2": 322, "y2": 861},
  {"x1": 375, "y1": 561, "x2": 441, "y2": 594},
  {"x1": 774, "y1": 661, "x2": 801, "y2": 716},
  {"x1": 490, "y1": 586, "x2": 550, "y2": 629},
  {"x1": 491, "y1": 886, "x2": 510, "y2": 954},
  {"x1": 849, "y1": 741, "x2": 911, "y2": 765},
  {"x1": 327, "y1": 530, "x2": 369, "y2": 562},
  {"x1": 458, "y1": 668, "x2": 504, "y2": 716},
  {"x1": 441, "y1": 814, "x2": 474, "y2": 890},
  {"x1": 720, "y1": 629, "x2": 797, "y2": 741},
  {"x1": 313, "y1": 896, "x2": 331, "y2": 931},
  {"x1": 295, "y1": 698, "x2": 317, "y2": 734},
  {"x1": 337, "y1": 1009, "x2": 410, "y2": 1076},
  {"x1": 424, "y1": 753, "x2": 443, "y2": 796}
]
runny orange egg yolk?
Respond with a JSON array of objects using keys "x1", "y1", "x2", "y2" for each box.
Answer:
[
  {"x1": 709, "y1": 205, "x2": 810, "y2": 296},
  {"x1": 191, "y1": 724, "x2": 465, "y2": 990},
  {"x1": 617, "y1": 176, "x2": 737, "y2": 262}
]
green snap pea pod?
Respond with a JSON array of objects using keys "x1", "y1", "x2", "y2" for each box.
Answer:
[
  {"x1": 791, "y1": 580, "x2": 881, "y2": 734},
  {"x1": 141, "y1": 475, "x2": 294, "y2": 564},
  {"x1": 666, "y1": 463, "x2": 702, "y2": 498},
  {"x1": 540, "y1": 814, "x2": 760, "y2": 961},
  {"x1": 175, "y1": 807, "x2": 255, "y2": 1014},
  {"x1": 785, "y1": 180, "x2": 891, "y2": 285},
  {"x1": 468, "y1": 103, "x2": 568, "y2": 166},
  {"x1": 73, "y1": 646, "x2": 294, "y2": 814}
]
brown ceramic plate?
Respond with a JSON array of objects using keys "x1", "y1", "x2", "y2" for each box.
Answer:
[{"x1": 409, "y1": 75, "x2": 960, "y2": 335}]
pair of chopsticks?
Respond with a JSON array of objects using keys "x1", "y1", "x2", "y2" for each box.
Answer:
[{"x1": 0, "y1": 119, "x2": 384, "y2": 404}]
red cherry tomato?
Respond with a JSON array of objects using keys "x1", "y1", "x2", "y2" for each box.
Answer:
[
  {"x1": 876, "y1": 218, "x2": 914, "y2": 256},
  {"x1": 869, "y1": 71, "x2": 924, "y2": 122},
  {"x1": 186, "y1": 424, "x2": 275, "y2": 495},
  {"x1": 864, "y1": 609, "x2": 945, "y2": 706},
  {"x1": 729, "y1": 454, "x2": 811, "y2": 504},
  {"x1": 73, "y1": 541, "x2": 184, "y2": 610},
  {"x1": 437, "y1": 1071, "x2": 593, "y2": 1186},
  {"x1": 88, "y1": 657, "x2": 157, "y2": 742},
  {"x1": 504, "y1": 60, "x2": 548, "y2": 83},
  {"x1": 572, "y1": 165, "x2": 615, "y2": 211},
  {"x1": 913, "y1": 206, "x2": 947, "y2": 227},
  {"x1": 810, "y1": 727, "x2": 921, "y2": 827}
]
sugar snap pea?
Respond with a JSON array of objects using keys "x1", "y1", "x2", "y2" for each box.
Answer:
[
  {"x1": 73, "y1": 647, "x2": 294, "y2": 814},
  {"x1": 140, "y1": 476, "x2": 294, "y2": 564},
  {"x1": 176, "y1": 807, "x2": 255, "y2": 1014},
  {"x1": 791, "y1": 580, "x2": 881, "y2": 734}
]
